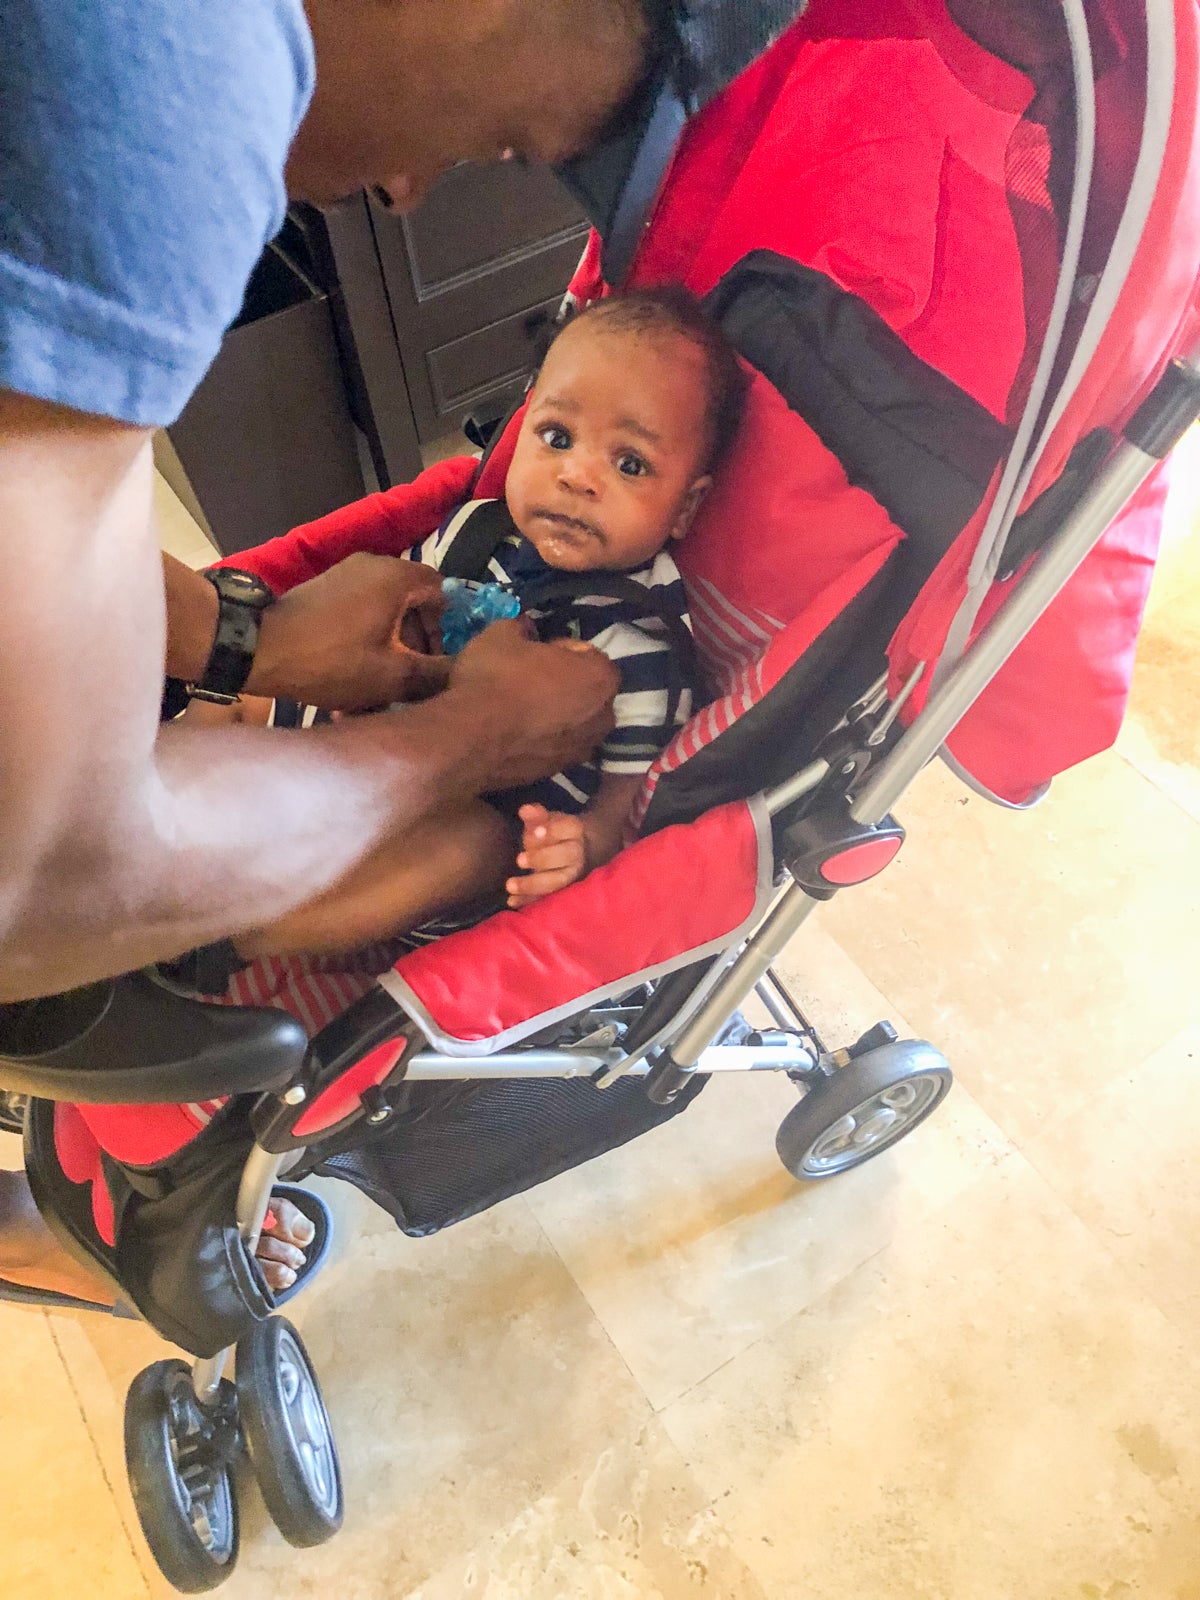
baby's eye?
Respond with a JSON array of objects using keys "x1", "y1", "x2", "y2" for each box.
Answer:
[
  {"x1": 538, "y1": 424, "x2": 571, "y2": 451},
  {"x1": 616, "y1": 452, "x2": 649, "y2": 478}
]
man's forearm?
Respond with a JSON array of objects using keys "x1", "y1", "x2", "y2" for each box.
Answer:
[
  {"x1": 162, "y1": 548, "x2": 452, "y2": 710},
  {"x1": 0, "y1": 401, "x2": 501, "y2": 1000},
  {"x1": 161, "y1": 550, "x2": 221, "y2": 681},
  {"x1": 0, "y1": 394, "x2": 613, "y2": 1000},
  {"x1": 1, "y1": 686, "x2": 507, "y2": 1001},
  {"x1": 160, "y1": 552, "x2": 319, "y2": 694}
]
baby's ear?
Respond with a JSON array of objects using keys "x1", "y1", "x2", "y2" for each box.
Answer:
[{"x1": 671, "y1": 475, "x2": 713, "y2": 540}]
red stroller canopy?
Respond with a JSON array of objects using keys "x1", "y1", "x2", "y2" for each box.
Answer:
[
  {"x1": 475, "y1": 0, "x2": 1200, "y2": 808},
  {"x1": 231, "y1": 0, "x2": 1200, "y2": 896}
]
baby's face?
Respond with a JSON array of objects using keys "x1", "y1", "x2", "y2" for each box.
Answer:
[{"x1": 505, "y1": 321, "x2": 712, "y2": 573}]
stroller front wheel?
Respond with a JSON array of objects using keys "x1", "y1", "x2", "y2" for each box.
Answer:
[
  {"x1": 776, "y1": 1040, "x2": 952, "y2": 1179},
  {"x1": 236, "y1": 1315, "x2": 343, "y2": 1547},
  {"x1": 124, "y1": 1359, "x2": 240, "y2": 1593}
]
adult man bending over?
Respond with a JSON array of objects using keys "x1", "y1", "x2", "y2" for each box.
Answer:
[
  {"x1": 0, "y1": 0, "x2": 670, "y2": 1301},
  {"x1": 0, "y1": 0, "x2": 662, "y2": 1003}
]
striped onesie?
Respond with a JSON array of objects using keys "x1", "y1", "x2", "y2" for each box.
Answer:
[{"x1": 408, "y1": 498, "x2": 696, "y2": 816}]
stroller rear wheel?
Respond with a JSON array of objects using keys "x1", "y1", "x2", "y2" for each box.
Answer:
[
  {"x1": 124, "y1": 1359, "x2": 240, "y2": 1592},
  {"x1": 776, "y1": 1040, "x2": 952, "y2": 1179},
  {"x1": 236, "y1": 1315, "x2": 343, "y2": 1548}
]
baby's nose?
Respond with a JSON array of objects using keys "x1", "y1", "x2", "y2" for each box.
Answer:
[{"x1": 558, "y1": 454, "x2": 602, "y2": 496}]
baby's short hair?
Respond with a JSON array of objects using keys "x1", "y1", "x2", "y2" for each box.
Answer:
[{"x1": 551, "y1": 284, "x2": 750, "y2": 473}]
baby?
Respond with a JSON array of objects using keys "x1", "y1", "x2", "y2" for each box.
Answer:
[
  {"x1": 410, "y1": 286, "x2": 747, "y2": 909},
  {"x1": 236, "y1": 286, "x2": 748, "y2": 957}
]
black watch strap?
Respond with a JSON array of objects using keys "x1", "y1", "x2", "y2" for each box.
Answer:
[{"x1": 191, "y1": 570, "x2": 275, "y2": 704}]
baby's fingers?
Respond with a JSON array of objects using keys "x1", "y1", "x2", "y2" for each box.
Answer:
[
  {"x1": 514, "y1": 838, "x2": 584, "y2": 875},
  {"x1": 522, "y1": 811, "x2": 584, "y2": 849},
  {"x1": 517, "y1": 803, "x2": 551, "y2": 829},
  {"x1": 517, "y1": 802, "x2": 552, "y2": 849},
  {"x1": 505, "y1": 864, "x2": 581, "y2": 906}
]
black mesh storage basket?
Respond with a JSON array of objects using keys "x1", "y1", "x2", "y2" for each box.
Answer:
[{"x1": 301, "y1": 1073, "x2": 708, "y2": 1236}]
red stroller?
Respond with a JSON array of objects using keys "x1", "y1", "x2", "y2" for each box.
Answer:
[{"x1": 2, "y1": 1, "x2": 1198, "y2": 1591}]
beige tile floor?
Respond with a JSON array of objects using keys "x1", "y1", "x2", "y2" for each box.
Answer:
[{"x1": 2, "y1": 438, "x2": 1199, "y2": 1598}]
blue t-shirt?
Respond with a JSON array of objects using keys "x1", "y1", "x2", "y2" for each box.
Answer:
[{"x1": 0, "y1": 1, "x2": 315, "y2": 427}]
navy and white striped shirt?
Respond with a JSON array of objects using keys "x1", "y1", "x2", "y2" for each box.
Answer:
[{"x1": 408, "y1": 499, "x2": 695, "y2": 813}]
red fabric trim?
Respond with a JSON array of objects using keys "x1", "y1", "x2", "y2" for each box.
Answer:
[
  {"x1": 220, "y1": 945, "x2": 396, "y2": 1034},
  {"x1": 53, "y1": 1105, "x2": 116, "y2": 1247},
  {"x1": 90, "y1": 1171, "x2": 116, "y2": 1249},
  {"x1": 392, "y1": 799, "x2": 764, "y2": 1045},
  {"x1": 212, "y1": 455, "x2": 478, "y2": 593},
  {"x1": 75, "y1": 1102, "x2": 215, "y2": 1167},
  {"x1": 54, "y1": 1102, "x2": 101, "y2": 1185}
]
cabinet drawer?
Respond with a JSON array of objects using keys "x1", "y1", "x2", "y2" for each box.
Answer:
[{"x1": 372, "y1": 161, "x2": 588, "y2": 441}]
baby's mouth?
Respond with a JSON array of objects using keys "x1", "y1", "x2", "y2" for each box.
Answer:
[{"x1": 533, "y1": 510, "x2": 601, "y2": 543}]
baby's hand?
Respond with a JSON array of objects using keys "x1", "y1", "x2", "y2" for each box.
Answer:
[{"x1": 507, "y1": 804, "x2": 588, "y2": 907}]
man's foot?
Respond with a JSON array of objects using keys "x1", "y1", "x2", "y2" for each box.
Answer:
[
  {"x1": 0, "y1": 1170, "x2": 314, "y2": 1303},
  {"x1": 255, "y1": 1195, "x2": 315, "y2": 1293}
]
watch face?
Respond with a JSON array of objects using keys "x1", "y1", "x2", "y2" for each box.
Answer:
[{"x1": 215, "y1": 569, "x2": 274, "y2": 608}]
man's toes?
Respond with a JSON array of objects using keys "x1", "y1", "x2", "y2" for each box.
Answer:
[
  {"x1": 263, "y1": 1197, "x2": 316, "y2": 1249},
  {"x1": 257, "y1": 1236, "x2": 305, "y2": 1272},
  {"x1": 255, "y1": 1237, "x2": 303, "y2": 1293}
]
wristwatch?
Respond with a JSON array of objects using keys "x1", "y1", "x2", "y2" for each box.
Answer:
[{"x1": 189, "y1": 568, "x2": 277, "y2": 704}]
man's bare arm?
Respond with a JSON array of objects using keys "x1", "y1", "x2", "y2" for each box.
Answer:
[{"x1": 0, "y1": 393, "x2": 616, "y2": 1000}]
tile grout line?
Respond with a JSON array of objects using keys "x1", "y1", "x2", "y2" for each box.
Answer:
[
  {"x1": 521, "y1": 1198, "x2": 662, "y2": 1419},
  {"x1": 653, "y1": 1144, "x2": 1030, "y2": 1424},
  {"x1": 477, "y1": 1204, "x2": 781, "y2": 1598},
  {"x1": 999, "y1": 1145, "x2": 1199, "y2": 1353},
  {"x1": 44, "y1": 1314, "x2": 155, "y2": 1598},
  {"x1": 1111, "y1": 744, "x2": 1200, "y2": 830},
  {"x1": 816, "y1": 894, "x2": 1199, "y2": 1162}
]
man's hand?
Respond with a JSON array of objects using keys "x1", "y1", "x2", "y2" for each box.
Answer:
[
  {"x1": 249, "y1": 554, "x2": 447, "y2": 709},
  {"x1": 507, "y1": 803, "x2": 588, "y2": 906},
  {"x1": 447, "y1": 622, "x2": 618, "y2": 791}
]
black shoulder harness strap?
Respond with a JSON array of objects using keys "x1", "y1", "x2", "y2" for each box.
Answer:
[
  {"x1": 521, "y1": 574, "x2": 707, "y2": 731},
  {"x1": 434, "y1": 500, "x2": 520, "y2": 581}
]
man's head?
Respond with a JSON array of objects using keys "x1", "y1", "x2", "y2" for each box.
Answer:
[
  {"x1": 505, "y1": 286, "x2": 750, "y2": 573},
  {"x1": 288, "y1": 0, "x2": 658, "y2": 207}
]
